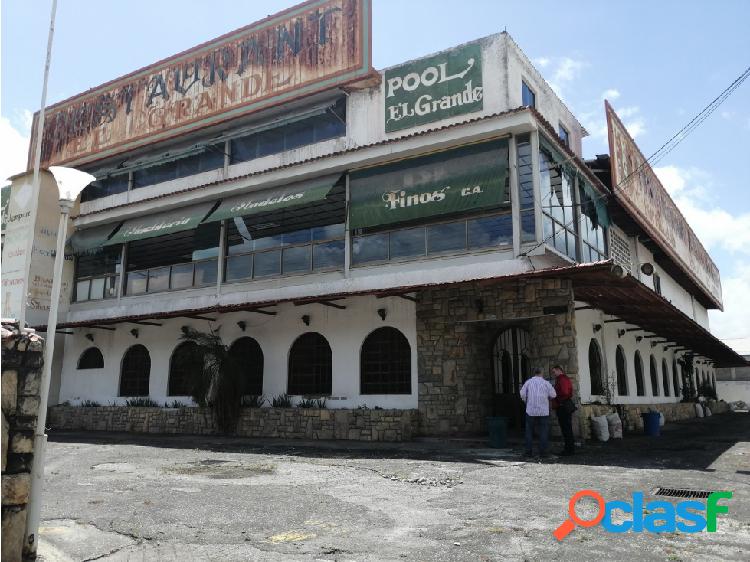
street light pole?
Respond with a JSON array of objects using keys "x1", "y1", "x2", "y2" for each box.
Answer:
[{"x1": 25, "y1": 164, "x2": 95, "y2": 557}]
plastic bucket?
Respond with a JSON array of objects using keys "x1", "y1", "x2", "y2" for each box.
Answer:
[
  {"x1": 487, "y1": 416, "x2": 508, "y2": 448},
  {"x1": 641, "y1": 412, "x2": 661, "y2": 436}
]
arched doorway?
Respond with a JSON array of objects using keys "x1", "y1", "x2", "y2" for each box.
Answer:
[{"x1": 491, "y1": 327, "x2": 531, "y2": 429}]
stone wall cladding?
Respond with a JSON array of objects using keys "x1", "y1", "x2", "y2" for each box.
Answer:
[
  {"x1": 48, "y1": 406, "x2": 419, "y2": 442},
  {"x1": 580, "y1": 400, "x2": 731, "y2": 438},
  {"x1": 2, "y1": 324, "x2": 44, "y2": 562},
  {"x1": 416, "y1": 278, "x2": 579, "y2": 435}
]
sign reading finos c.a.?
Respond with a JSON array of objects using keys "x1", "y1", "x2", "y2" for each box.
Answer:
[{"x1": 384, "y1": 43, "x2": 483, "y2": 133}]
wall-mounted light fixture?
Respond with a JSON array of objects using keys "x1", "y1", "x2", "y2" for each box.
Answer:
[
  {"x1": 301, "y1": 314, "x2": 311, "y2": 326},
  {"x1": 130, "y1": 328, "x2": 139, "y2": 339},
  {"x1": 377, "y1": 308, "x2": 387, "y2": 321},
  {"x1": 593, "y1": 324, "x2": 602, "y2": 333},
  {"x1": 237, "y1": 320, "x2": 247, "y2": 332},
  {"x1": 636, "y1": 336, "x2": 643, "y2": 342},
  {"x1": 617, "y1": 329, "x2": 626, "y2": 338},
  {"x1": 85, "y1": 333, "x2": 94, "y2": 342},
  {"x1": 640, "y1": 262, "x2": 655, "y2": 276}
]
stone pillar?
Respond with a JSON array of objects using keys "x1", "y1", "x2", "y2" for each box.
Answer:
[{"x1": 1, "y1": 323, "x2": 44, "y2": 562}]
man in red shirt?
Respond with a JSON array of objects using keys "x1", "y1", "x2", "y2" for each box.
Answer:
[{"x1": 551, "y1": 365, "x2": 575, "y2": 456}]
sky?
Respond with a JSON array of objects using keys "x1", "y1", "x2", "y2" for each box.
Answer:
[{"x1": 1, "y1": 0, "x2": 749, "y2": 354}]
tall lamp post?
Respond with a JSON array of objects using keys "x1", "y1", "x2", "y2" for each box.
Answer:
[{"x1": 25, "y1": 166, "x2": 95, "y2": 556}]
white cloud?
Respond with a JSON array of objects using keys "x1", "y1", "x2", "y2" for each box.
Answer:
[
  {"x1": 535, "y1": 56, "x2": 587, "y2": 100},
  {"x1": 601, "y1": 88, "x2": 621, "y2": 101},
  {"x1": 709, "y1": 265, "x2": 750, "y2": 356},
  {"x1": 720, "y1": 110, "x2": 734, "y2": 120},
  {"x1": 623, "y1": 118, "x2": 646, "y2": 139},
  {"x1": 0, "y1": 115, "x2": 31, "y2": 183},
  {"x1": 553, "y1": 57, "x2": 586, "y2": 83},
  {"x1": 534, "y1": 57, "x2": 550, "y2": 68}
]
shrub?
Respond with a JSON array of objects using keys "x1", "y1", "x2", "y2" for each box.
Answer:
[
  {"x1": 164, "y1": 400, "x2": 188, "y2": 408},
  {"x1": 125, "y1": 397, "x2": 160, "y2": 407},
  {"x1": 271, "y1": 394, "x2": 293, "y2": 408},
  {"x1": 297, "y1": 397, "x2": 327, "y2": 409},
  {"x1": 79, "y1": 400, "x2": 101, "y2": 407},
  {"x1": 241, "y1": 395, "x2": 265, "y2": 408}
]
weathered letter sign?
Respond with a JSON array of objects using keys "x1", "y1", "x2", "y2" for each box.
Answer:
[
  {"x1": 384, "y1": 42, "x2": 483, "y2": 133},
  {"x1": 29, "y1": 0, "x2": 371, "y2": 169}
]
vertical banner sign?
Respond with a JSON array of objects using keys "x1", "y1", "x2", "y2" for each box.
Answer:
[
  {"x1": 28, "y1": 0, "x2": 372, "y2": 169},
  {"x1": 384, "y1": 42, "x2": 483, "y2": 133},
  {"x1": 1, "y1": 171, "x2": 74, "y2": 324},
  {"x1": 605, "y1": 101, "x2": 722, "y2": 308}
]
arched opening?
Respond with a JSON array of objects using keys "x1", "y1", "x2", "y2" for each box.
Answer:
[
  {"x1": 168, "y1": 341, "x2": 203, "y2": 396},
  {"x1": 650, "y1": 355, "x2": 659, "y2": 396},
  {"x1": 119, "y1": 345, "x2": 151, "y2": 396},
  {"x1": 288, "y1": 332, "x2": 332, "y2": 395},
  {"x1": 360, "y1": 327, "x2": 411, "y2": 394},
  {"x1": 616, "y1": 346, "x2": 628, "y2": 396},
  {"x1": 673, "y1": 359, "x2": 681, "y2": 398},
  {"x1": 588, "y1": 339, "x2": 604, "y2": 396},
  {"x1": 491, "y1": 327, "x2": 531, "y2": 426},
  {"x1": 228, "y1": 337, "x2": 264, "y2": 395},
  {"x1": 662, "y1": 359, "x2": 671, "y2": 397},
  {"x1": 77, "y1": 347, "x2": 104, "y2": 370},
  {"x1": 634, "y1": 351, "x2": 645, "y2": 396}
]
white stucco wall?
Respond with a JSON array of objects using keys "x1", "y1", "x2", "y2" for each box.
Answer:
[
  {"x1": 574, "y1": 305, "x2": 713, "y2": 404},
  {"x1": 58, "y1": 295, "x2": 418, "y2": 409}
]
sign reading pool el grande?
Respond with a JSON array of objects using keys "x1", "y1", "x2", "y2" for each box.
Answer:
[{"x1": 384, "y1": 43, "x2": 483, "y2": 133}]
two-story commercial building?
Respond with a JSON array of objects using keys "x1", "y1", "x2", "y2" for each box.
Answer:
[{"x1": 17, "y1": 0, "x2": 744, "y2": 439}]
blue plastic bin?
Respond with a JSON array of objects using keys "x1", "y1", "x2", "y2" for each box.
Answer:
[
  {"x1": 487, "y1": 416, "x2": 508, "y2": 448},
  {"x1": 641, "y1": 411, "x2": 661, "y2": 436}
]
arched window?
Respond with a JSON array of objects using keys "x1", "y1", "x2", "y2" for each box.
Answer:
[
  {"x1": 228, "y1": 337, "x2": 264, "y2": 395},
  {"x1": 360, "y1": 327, "x2": 411, "y2": 394},
  {"x1": 616, "y1": 346, "x2": 628, "y2": 396},
  {"x1": 588, "y1": 339, "x2": 604, "y2": 395},
  {"x1": 712, "y1": 373, "x2": 716, "y2": 390},
  {"x1": 650, "y1": 355, "x2": 659, "y2": 396},
  {"x1": 119, "y1": 344, "x2": 150, "y2": 396},
  {"x1": 288, "y1": 332, "x2": 332, "y2": 395},
  {"x1": 673, "y1": 359, "x2": 681, "y2": 398},
  {"x1": 634, "y1": 351, "x2": 645, "y2": 396},
  {"x1": 168, "y1": 341, "x2": 203, "y2": 396},
  {"x1": 77, "y1": 347, "x2": 104, "y2": 369},
  {"x1": 662, "y1": 359, "x2": 670, "y2": 397}
]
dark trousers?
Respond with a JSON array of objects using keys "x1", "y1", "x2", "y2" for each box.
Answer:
[
  {"x1": 525, "y1": 415, "x2": 549, "y2": 455},
  {"x1": 556, "y1": 408, "x2": 575, "y2": 453}
]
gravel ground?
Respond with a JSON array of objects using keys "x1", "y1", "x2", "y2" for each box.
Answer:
[{"x1": 37, "y1": 412, "x2": 750, "y2": 561}]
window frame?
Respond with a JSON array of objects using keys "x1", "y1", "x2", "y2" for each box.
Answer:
[
  {"x1": 119, "y1": 344, "x2": 151, "y2": 397},
  {"x1": 77, "y1": 347, "x2": 104, "y2": 370},
  {"x1": 587, "y1": 339, "x2": 605, "y2": 396},
  {"x1": 521, "y1": 80, "x2": 536, "y2": 108},
  {"x1": 167, "y1": 341, "x2": 203, "y2": 397},
  {"x1": 616, "y1": 345, "x2": 628, "y2": 396},
  {"x1": 558, "y1": 123, "x2": 570, "y2": 147},
  {"x1": 228, "y1": 336, "x2": 265, "y2": 396},
  {"x1": 287, "y1": 332, "x2": 333, "y2": 396},
  {"x1": 360, "y1": 327, "x2": 412, "y2": 395}
]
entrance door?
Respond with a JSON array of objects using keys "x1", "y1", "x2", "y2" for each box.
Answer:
[{"x1": 491, "y1": 328, "x2": 531, "y2": 429}]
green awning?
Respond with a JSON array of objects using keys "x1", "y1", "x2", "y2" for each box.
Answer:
[
  {"x1": 104, "y1": 202, "x2": 215, "y2": 245},
  {"x1": 349, "y1": 139, "x2": 509, "y2": 230},
  {"x1": 203, "y1": 174, "x2": 339, "y2": 223},
  {"x1": 68, "y1": 223, "x2": 121, "y2": 254}
]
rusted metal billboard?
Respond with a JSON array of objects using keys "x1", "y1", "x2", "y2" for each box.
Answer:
[
  {"x1": 605, "y1": 101, "x2": 722, "y2": 308},
  {"x1": 28, "y1": 0, "x2": 371, "y2": 169}
]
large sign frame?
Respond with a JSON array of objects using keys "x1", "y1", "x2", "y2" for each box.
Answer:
[
  {"x1": 29, "y1": 0, "x2": 371, "y2": 169},
  {"x1": 605, "y1": 101, "x2": 722, "y2": 308}
]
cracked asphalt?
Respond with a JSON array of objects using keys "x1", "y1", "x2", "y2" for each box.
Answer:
[{"x1": 37, "y1": 412, "x2": 750, "y2": 561}]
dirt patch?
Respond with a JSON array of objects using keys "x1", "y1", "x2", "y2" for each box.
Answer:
[{"x1": 166, "y1": 459, "x2": 276, "y2": 479}]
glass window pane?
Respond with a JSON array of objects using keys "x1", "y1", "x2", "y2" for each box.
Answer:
[
  {"x1": 468, "y1": 214, "x2": 512, "y2": 249},
  {"x1": 352, "y1": 233, "x2": 388, "y2": 265},
  {"x1": 200, "y1": 145, "x2": 225, "y2": 172},
  {"x1": 597, "y1": 228, "x2": 607, "y2": 253},
  {"x1": 313, "y1": 240, "x2": 344, "y2": 270},
  {"x1": 282, "y1": 246, "x2": 311, "y2": 274},
  {"x1": 225, "y1": 254, "x2": 253, "y2": 282},
  {"x1": 106, "y1": 276, "x2": 119, "y2": 299},
  {"x1": 566, "y1": 231, "x2": 577, "y2": 260},
  {"x1": 282, "y1": 229, "x2": 312, "y2": 246},
  {"x1": 176, "y1": 154, "x2": 201, "y2": 178},
  {"x1": 543, "y1": 215, "x2": 553, "y2": 242},
  {"x1": 170, "y1": 263, "x2": 194, "y2": 289},
  {"x1": 257, "y1": 129, "x2": 284, "y2": 157},
  {"x1": 581, "y1": 244, "x2": 591, "y2": 263},
  {"x1": 284, "y1": 122, "x2": 315, "y2": 150},
  {"x1": 231, "y1": 135, "x2": 257, "y2": 163},
  {"x1": 194, "y1": 259, "x2": 217, "y2": 286},
  {"x1": 312, "y1": 223, "x2": 344, "y2": 241},
  {"x1": 427, "y1": 221, "x2": 466, "y2": 254},
  {"x1": 127, "y1": 271, "x2": 148, "y2": 295},
  {"x1": 76, "y1": 280, "x2": 90, "y2": 302},
  {"x1": 254, "y1": 250, "x2": 281, "y2": 277},
  {"x1": 554, "y1": 227, "x2": 566, "y2": 255},
  {"x1": 521, "y1": 210, "x2": 536, "y2": 242},
  {"x1": 89, "y1": 277, "x2": 105, "y2": 300},
  {"x1": 390, "y1": 227, "x2": 425, "y2": 259},
  {"x1": 253, "y1": 233, "x2": 283, "y2": 251},
  {"x1": 148, "y1": 267, "x2": 170, "y2": 292}
]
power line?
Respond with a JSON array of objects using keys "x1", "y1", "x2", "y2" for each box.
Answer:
[{"x1": 520, "y1": 64, "x2": 750, "y2": 257}]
